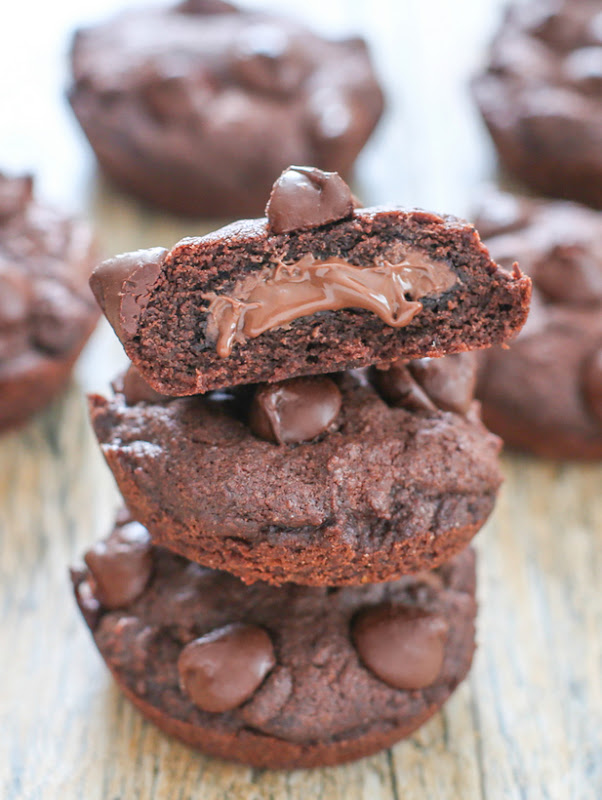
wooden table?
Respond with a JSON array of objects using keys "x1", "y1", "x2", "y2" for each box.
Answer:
[{"x1": 1, "y1": 1, "x2": 600, "y2": 798}]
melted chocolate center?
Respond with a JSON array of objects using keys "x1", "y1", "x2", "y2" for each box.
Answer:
[{"x1": 205, "y1": 251, "x2": 457, "y2": 357}]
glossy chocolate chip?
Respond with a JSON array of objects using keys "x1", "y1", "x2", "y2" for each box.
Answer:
[
  {"x1": 583, "y1": 346, "x2": 602, "y2": 425},
  {"x1": 178, "y1": 623, "x2": 275, "y2": 713},
  {"x1": 71, "y1": 568, "x2": 102, "y2": 630},
  {"x1": 89, "y1": 247, "x2": 166, "y2": 341},
  {"x1": 373, "y1": 353, "x2": 476, "y2": 415},
  {"x1": 352, "y1": 604, "x2": 448, "y2": 690},
  {"x1": 84, "y1": 521, "x2": 153, "y2": 609},
  {"x1": 371, "y1": 362, "x2": 436, "y2": 412},
  {"x1": 409, "y1": 352, "x2": 477, "y2": 414},
  {"x1": 231, "y1": 24, "x2": 308, "y2": 96},
  {"x1": 249, "y1": 376, "x2": 342, "y2": 444},
  {"x1": 265, "y1": 166, "x2": 355, "y2": 235}
]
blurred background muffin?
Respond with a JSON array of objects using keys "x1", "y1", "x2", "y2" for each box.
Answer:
[
  {"x1": 473, "y1": 0, "x2": 602, "y2": 208},
  {"x1": 474, "y1": 190, "x2": 602, "y2": 459},
  {"x1": 0, "y1": 172, "x2": 98, "y2": 433},
  {"x1": 68, "y1": 0, "x2": 384, "y2": 217}
]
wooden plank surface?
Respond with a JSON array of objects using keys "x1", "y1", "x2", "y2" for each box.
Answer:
[{"x1": 1, "y1": 1, "x2": 601, "y2": 798}]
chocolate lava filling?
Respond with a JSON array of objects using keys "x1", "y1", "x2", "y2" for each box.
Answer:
[
  {"x1": 204, "y1": 251, "x2": 457, "y2": 357},
  {"x1": 88, "y1": 169, "x2": 531, "y2": 396}
]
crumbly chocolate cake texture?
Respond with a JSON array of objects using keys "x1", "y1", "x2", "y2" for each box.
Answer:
[
  {"x1": 90, "y1": 167, "x2": 531, "y2": 395},
  {"x1": 474, "y1": 190, "x2": 602, "y2": 459},
  {"x1": 0, "y1": 172, "x2": 99, "y2": 432},
  {"x1": 68, "y1": 1, "x2": 384, "y2": 216},
  {"x1": 72, "y1": 518, "x2": 477, "y2": 768}
]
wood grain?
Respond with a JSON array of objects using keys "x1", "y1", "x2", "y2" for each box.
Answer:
[{"x1": 1, "y1": 1, "x2": 601, "y2": 798}]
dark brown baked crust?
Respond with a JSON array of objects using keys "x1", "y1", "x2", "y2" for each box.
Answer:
[
  {"x1": 473, "y1": 0, "x2": 602, "y2": 208},
  {"x1": 90, "y1": 206, "x2": 531, "y2": 395},
  {"x1": 68, "y1": 2, "x2": 384, "y2": 217},
  {"x1": 89, "y1": 370, "x2": 501, "y2": 585},
  {"x1": 474, "y1": 191, "x2": 602, "y2": 459},
  {"x1": 72, "y1": 525, "x2": 477, "y2": 769},
  {"x1": 0, "y1": 173, "x2": 99, "y2": 432}
]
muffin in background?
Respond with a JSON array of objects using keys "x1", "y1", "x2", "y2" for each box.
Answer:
[
  {"x1": 473, "y1": 0, "x2": 602, "y2": 209},
  {"x1": 474, "y1": 190, "x2": 602, "y2": 459},
  {"x1": 68, "y1": 0, "x2": 384, "y2": 217},
  {"x1": 0, "y1": 172, "x2": 99, "y2": 433}
]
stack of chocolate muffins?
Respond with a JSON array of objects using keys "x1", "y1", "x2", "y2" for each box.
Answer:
[{"x1": 72, "y1": 167, "x2": 530, "y2": 768}]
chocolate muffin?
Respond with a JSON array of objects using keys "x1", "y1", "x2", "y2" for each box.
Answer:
[
  {"x1": 72, "y1": 517, "x2": 477, "y2": 769},
  {"x1": 89, "y1": 360, "x2": 501, "y2": 585},
  {"x1": 68, "y1": 1, "x2": 384, "y2": 217},
  {"x1": 89, "y1": 167, "x2": 531, "y2": 396},
  {"x1": 474, "y1": 191, "x2": 602, "y2": 459},
  {"x1": 0, "y1": 172, "x2": 99, "y2": 433},
  {"x1": 473, "y1": 0, "x2": 602, "y2": 208}
]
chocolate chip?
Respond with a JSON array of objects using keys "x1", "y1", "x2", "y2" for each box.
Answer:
[
  {"x1": 373, "y1": 353, "x2": 476, "y2": 415},
  {"x1": 583, "y1": 346, "x2": 602, "y2": 425},
  {"x1": 249, "y1": 376, "x2": 342, "y2": 444},
  {"x1": 371, "y1": 362, "x2": 436, "y2": 412},
  {"x1": 84, "y1": 521, "x2": 153, "y2": 609},
  {"x1": 70, "y1": 568, "x2": 102, "y2": 629},
  {"x1": 176, "y1": 0, "x2": 238, "y2": 14},
  {"x1": 352, "y1": 604, "x2": 448, "y2": 690},
  {"x1": 265, "y1": 166, "x2": 355, "y2": 235},
  {"x1": 119, "y1": 364, "x2": 170, "y2": 405},
  {"x1": 0, "y1": 173, "x2": 33, "y2": 219},
  {"x1": 231, "y1": 24, "x2": 308, "y2": 96},
  {"x1": 409, "y1": 353, "x2": 477, "y2": 414},
  {"x1": 178, "y1": 623, "x2": 275, "y2": 712},
  {"x1": 89, "y1": 247, "x2": 166, "y2": 341}
]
